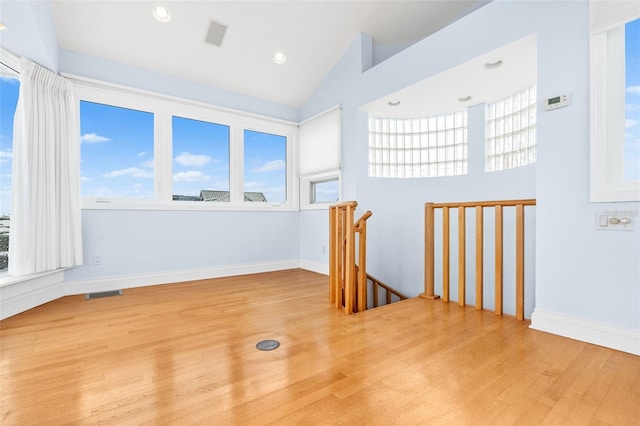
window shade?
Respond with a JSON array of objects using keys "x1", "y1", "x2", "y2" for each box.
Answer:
[{"x1": 298, "y1": 106, "x2": 341, "y2": 176}]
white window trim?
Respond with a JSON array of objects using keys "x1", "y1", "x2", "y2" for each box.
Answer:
[
  {"x1": 589, "y1": 11, "x2": 640, "y2": 202},
  {"x1": 300, "y1": 169, "x2": 341, "y2": 210},
  {"x1": 70, "y1": 75, "x2": 299, "y2": 211}
]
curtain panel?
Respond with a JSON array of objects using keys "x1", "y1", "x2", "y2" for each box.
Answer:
[{"x1": 9, "y1": 58, "x2": 82, "y2": 275}]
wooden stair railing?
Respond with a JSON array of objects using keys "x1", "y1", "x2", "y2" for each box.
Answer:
[
  {"x1": 420, "y1": 199, "x2": 536, "y2": 320},
  {"x1": 367, "y1": 273, "x2": 408, "y2": 308},
  {"x1": 329, "y1": 201, "x2": 372, "y2": 314}
]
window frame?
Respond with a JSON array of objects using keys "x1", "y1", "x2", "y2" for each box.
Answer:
[
  {"x1": 590, "y1": 12, "x2": 640, "y2": 202},
  {"x1": 300, "y1": 170, "x2": 341, "y2": 210},
  {"x1": 72, "y1": 76, "x2": 298, "y2": 211}
]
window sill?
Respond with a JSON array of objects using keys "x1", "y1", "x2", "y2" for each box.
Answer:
[
  {"x1": 81, "y1": 200, "x2": 299, "y2": 212},
  {"x1": 0, "y1": 268, "x2": 68, "y2": 288},
  {"x1": 300, "y1": 203, "x2": 334, "y2": 211}
]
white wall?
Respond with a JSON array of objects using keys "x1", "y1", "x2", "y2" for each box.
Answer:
[
  {"x1": 0, "y1": 0, "x2": 58, "y2": 71},
  {"x1": 3, "y1": 0, "x2": 638, "y2": 354},
  {"x1": 64, "y1": 210, "x2": 300, "y2": 282},
  {"x1": 300, "y1": 0, "x2": 639, "y2": 353},
  {"x1": 59, "y1": 49, "x2": 298, "y2": 122}
]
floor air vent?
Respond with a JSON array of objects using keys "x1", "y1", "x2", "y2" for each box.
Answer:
[{"x1": 85, "y1": 290, "x2": 123, "y2": 300}]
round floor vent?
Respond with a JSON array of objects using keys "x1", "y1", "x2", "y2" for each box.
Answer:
[{"x1": 256, "y1": 340, "x2": 280, "y2": 351}]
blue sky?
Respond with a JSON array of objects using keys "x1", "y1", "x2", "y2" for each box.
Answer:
[
  {"x1": 0, "y1": 76, "x2": 19, "y2": 216},
  {"x1": 80, "y1": 101, "x2": 155, "y2": 199},
  {"x1": 625, "y1": 18, "x2": 640, "y2": 180},
  {"x1": 80, "y1": 102, "x2": 287, "y2": 202}
]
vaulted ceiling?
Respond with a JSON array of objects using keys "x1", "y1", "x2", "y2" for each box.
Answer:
[{"x1": 51, "y1": 1, "x2": 489, "y2": 108}]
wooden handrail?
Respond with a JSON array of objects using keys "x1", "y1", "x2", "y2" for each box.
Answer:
[
  {"x1": 427, "y1": 199, "x2": 536, "y2": 208},
  {"x1": 421, "y1": 199, "x2": 536, "y2": 320},
  {"x1": 367, "y1": 273, "x2": 408, "y2": 308}
]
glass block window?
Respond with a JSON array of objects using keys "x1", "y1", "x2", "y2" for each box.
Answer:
[
  {"x1": 486, "y1": 85, "x2": 537, "y2": 171},
  {"x1": 368, "y1": 112, "x2": 468, "y2": 178}
]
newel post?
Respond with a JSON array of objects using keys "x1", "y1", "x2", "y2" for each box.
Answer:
[{"x1": 420, "y1": 202, "x2": 440, "y2": 300}]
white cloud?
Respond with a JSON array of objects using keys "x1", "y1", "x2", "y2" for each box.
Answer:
[
  {"x1": 0, "y1": 150, "x2": 12, "y2": 163},
  {"x1": 138, "y1": 151, "x2": 148, "y2": 157},
  {"x1": 625, "y1": 119, "x2": 639, "y2": 128},
  {"x1": 626, "y1": 103, "x2": 640, "y2": 112},
  {"x1": 173, "y1": 171, "x2": 211, "y2": 182},
  {"x1": 102, "y1": 167, "x2": 153, "y2": 178},
  {"x1": 80, "y1": 176, "x2": 90, "y2": 182},
  {"x1": 254, "y1": 159, "x2": 285, "y2": 173},
  {"x1": 174, "y1": 152, "x2": 211, "y2": 167},
  {"x1": 627, "y1": 85, "x2": 640, "y2": 95},
  {"x1": 141, "y1": 159, "x2": 154, "y2": 169},
  {"x1": 0, "y1": 75, "x2": 18, "y2": 83},
  {"x1": 81, "y1": 133, "x2": 110, "y2": 144}
]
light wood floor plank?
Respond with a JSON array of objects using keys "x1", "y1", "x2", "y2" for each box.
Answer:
[{"x1": 1, "y1": 269, "x2": 638, "y2": 425}]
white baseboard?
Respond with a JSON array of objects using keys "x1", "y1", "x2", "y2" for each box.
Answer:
[
  {"x1": 0, "y1": 271, "x2": 65, "y2": 320},
  {"x1": 64, "y1": 259, "x2": 301, "y2": 296},
  {"x1": 299, "y1": 259, "x2": 328, "y2": 276},
  {"x1": 530, "y1": 308, "x2": 640, "y2": 356},
  {"x1": 1, "y1": 260, "x2": 301, "y2": 320}
]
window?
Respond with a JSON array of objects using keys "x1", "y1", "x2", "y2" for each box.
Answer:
[
  {"x1": 243, "y1": 130, "x2": 286, "y2": 203},
  {"x1": 73, "y1": 78, "x2": 297, "y2": 210},
  {"x1": 298, "y1": 106, "x2": 342, "y2": 209},
  {"x1": 172, "y1": 116, "x2": 230, "y2": 202},
  {"x1": 300, "y1": 170, "x2": 341, "y2": 208},
  {"x1": 624, "y1": 18, "x2": 640, "y2": 181},
  {"x1": 0, "y1": 62, "x2": 20, "y2": 272},
  {"x1": 590, "y1": 9, "x2": 640, "y2": 202},
  {"x1": 368, "y1": 113, "x2": 467, "y2": 178},
  {"x1": 80, "y1": 101, "x2": 154, "y2": 199},
  {"x1": 486, "y1": 85, "x2": 537, "y2": 172},
  {"x1": 312, "y1": 178, "x2": 339, "y2": 203}
]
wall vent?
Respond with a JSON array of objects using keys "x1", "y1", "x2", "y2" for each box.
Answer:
[
  {"x1": 85, "y1": 290, "x2": 123, "y2": 300},
  {"x1": 204, "y1": 19, "x2": 228, "y2": 47}
]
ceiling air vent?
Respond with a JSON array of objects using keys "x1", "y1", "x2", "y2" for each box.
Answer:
[{"x1": 204, "y1": 19, "x2": 228, "y2": 47}]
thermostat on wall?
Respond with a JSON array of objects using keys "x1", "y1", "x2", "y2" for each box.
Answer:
[{"x1": 543, "y1": 94, "x2": 571, "y2": 111}]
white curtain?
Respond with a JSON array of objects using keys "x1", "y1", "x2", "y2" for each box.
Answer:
[{"x1": 8, "y1": 57, "x2": 82, "y2": 275}]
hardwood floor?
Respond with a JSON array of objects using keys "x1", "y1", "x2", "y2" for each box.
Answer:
[{"x1": 1, "y1": 269, "x2": 638, "y2": 425}]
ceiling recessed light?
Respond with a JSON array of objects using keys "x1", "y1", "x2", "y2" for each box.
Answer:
[
  {"x1": 153, "y1": 6, "x2": 171, "y2": 23},
  {"x1": 0, "y1": 22, "x2": 7, "y2": 32},
  {"x1": 388, "y1": 100, "x2": 401, "y2": 106},
  {"x1": 484, "y1": 60, "x2": 503, "y2": 69},
  {"x1": 457, "y1": 96, "x2": 472, "y2": 102},
  {"x1": 273, "y1": 51, "x2": 287, "y2": 64}
]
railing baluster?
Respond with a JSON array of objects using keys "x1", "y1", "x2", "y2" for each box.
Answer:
[
  {"x1": 495, "y1": 205, "x2": 503, "y2": 316},
  {"x1": 424, "y1": 199, "x2": 535, "y2": 321},
  {"x1": 475, "y1": 205, "x2": 483, "y2": 311},
  {"x1": 443, "y1": 206, "x2": 450, "y2": 302},
  {"x1": 516, "y1": 204, "x2": 525, "y2": 321},
  {"x1": 344, "y1": 204, "x2": 355, "y2": 314},
  {"x1": 373, "y1": 278, "x2": 379, "y2": 308},
  {"x1": 421, "y1": 203, "x2": 439, "y2": 299},
  {"x1": 329, "y1": 206, "x2": 336, "y2": 304},
  {"x1": 458, "y1": 206, "x2": 466, "y2": 307}
]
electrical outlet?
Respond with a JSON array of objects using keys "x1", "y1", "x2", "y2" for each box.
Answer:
[{"x1": 93, "y1": 254, "x2": 102, "y2": 265}]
